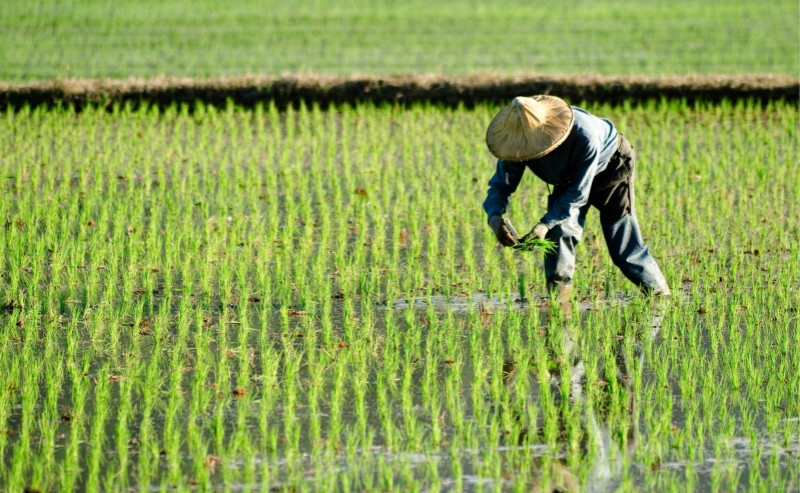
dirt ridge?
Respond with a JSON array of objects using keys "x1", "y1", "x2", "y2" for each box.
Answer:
[{"x1": 1, "y1": 73, "x2": 797, "y2": 110}]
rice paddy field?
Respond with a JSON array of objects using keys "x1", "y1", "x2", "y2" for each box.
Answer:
[
  {"x1": 0, "y1": 98, "x2": 797, "y2": 492},
  {"x1": 1, "y1": 0, "x2": 799, "y2": 82}
]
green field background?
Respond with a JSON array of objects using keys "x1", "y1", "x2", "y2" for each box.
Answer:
[
  {"x1": 2, "y1": 0, "x2": 798, "y2": 82},
  {"x1": 1, "y1": 1, "x2": 799, "y2": 491}
]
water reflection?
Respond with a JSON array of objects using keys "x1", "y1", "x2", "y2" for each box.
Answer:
[{"x1": 494, "y1": 303, "x2": 664, "y2": 492}]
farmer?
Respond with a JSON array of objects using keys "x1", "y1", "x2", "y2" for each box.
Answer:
[{"x1": 483, "y1": 95, "x2": 670, "y2": 302}]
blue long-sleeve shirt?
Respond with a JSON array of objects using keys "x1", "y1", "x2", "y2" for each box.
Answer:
[{"x1": 482, "y1": 107, "x2": 620, "y2": 230}]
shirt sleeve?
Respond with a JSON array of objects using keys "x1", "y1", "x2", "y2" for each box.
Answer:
[
  {"x1": 539, "y1": 135, "x2": 602, "y2": 229},
  {"x1": 482, "y1": 160, "x2": 525, "y2": 220}
]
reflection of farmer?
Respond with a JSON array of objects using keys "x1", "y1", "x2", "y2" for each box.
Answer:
[
  {"x1": 500, "y1": 308, "x2": 664, "y2": 492},
  {"x1": 483, "y1": 96, "x2": 670, "y2": 301}
]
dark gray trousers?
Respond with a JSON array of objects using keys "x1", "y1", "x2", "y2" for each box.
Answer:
[{"x1": 544, "y1": 136, "x2": 668, "y2": 293}]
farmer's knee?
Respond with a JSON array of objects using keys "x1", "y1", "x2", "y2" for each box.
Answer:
[{"x1": 544, "y1": 225, "x2": 579, "y2": 286}]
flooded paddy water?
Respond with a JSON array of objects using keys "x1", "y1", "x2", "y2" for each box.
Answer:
[{"x1": 0, "y1": 100, "x2": 797, "y2": 491}]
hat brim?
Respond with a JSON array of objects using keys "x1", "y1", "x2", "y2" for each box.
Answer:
[{"x1": 486, "y1": 95, "x2": 575, "y2": 162}]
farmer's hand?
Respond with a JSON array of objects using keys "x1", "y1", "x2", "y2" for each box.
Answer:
[
  {"x1": 488, "y1": 215, "x2": 516, "y2": 247},
  {"x1": 522, "y1": 222, "x2": 549, "y2": 242}
]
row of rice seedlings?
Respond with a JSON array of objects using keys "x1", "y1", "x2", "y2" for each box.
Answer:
[
  {"x1": 0, "y1": 98, "x2": 796, "y2": 491},
  {"x1": 4, "y1": 0, "x2": 799, "y2": 82}
]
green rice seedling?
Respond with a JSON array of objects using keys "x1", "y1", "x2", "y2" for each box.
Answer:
[
  {"x1": 2, "y1": 0, "x2": 799, "y2": 81},
  {"x1": 85, "y1": 363, "x2": 112, "y2": 493},
  {"x1": 0, "y1": 98, "x2": 797, "y2": 491}
]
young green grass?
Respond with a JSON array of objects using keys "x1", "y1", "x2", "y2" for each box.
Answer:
[{"x1": 2, "y1": 0, "x2": 799, "y2": 81}]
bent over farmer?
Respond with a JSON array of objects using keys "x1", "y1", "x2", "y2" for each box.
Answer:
[{"x1": 483, "y1": 95, "x2": 670, "y2": 300}]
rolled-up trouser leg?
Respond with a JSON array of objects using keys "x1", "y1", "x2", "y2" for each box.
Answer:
[{"x1": 601, "y1": 212, "x2": 668, "y2": 293}]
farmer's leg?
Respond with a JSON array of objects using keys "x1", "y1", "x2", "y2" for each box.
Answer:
[
  {"x1": 592, "y1": 136, "x2": 669, "y2": 294},
  {"x1": 544, "y1": 190, "x2": 589, "y2": 289},
  {"x1": 602, "y1": 213, "x2": 668, "y2": 294}
]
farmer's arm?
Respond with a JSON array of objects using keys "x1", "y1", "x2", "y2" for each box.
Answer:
[
  {"x1": 539, "y1": 137, "x2": 602, "y2": 230},
  {"x1": 483, "y1": 160, "x2": 525, "y2": 221}
]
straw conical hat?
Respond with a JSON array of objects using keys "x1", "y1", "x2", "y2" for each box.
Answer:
[{"x1": 486, "y1": 95, "x2": 574, "y2": 161}]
